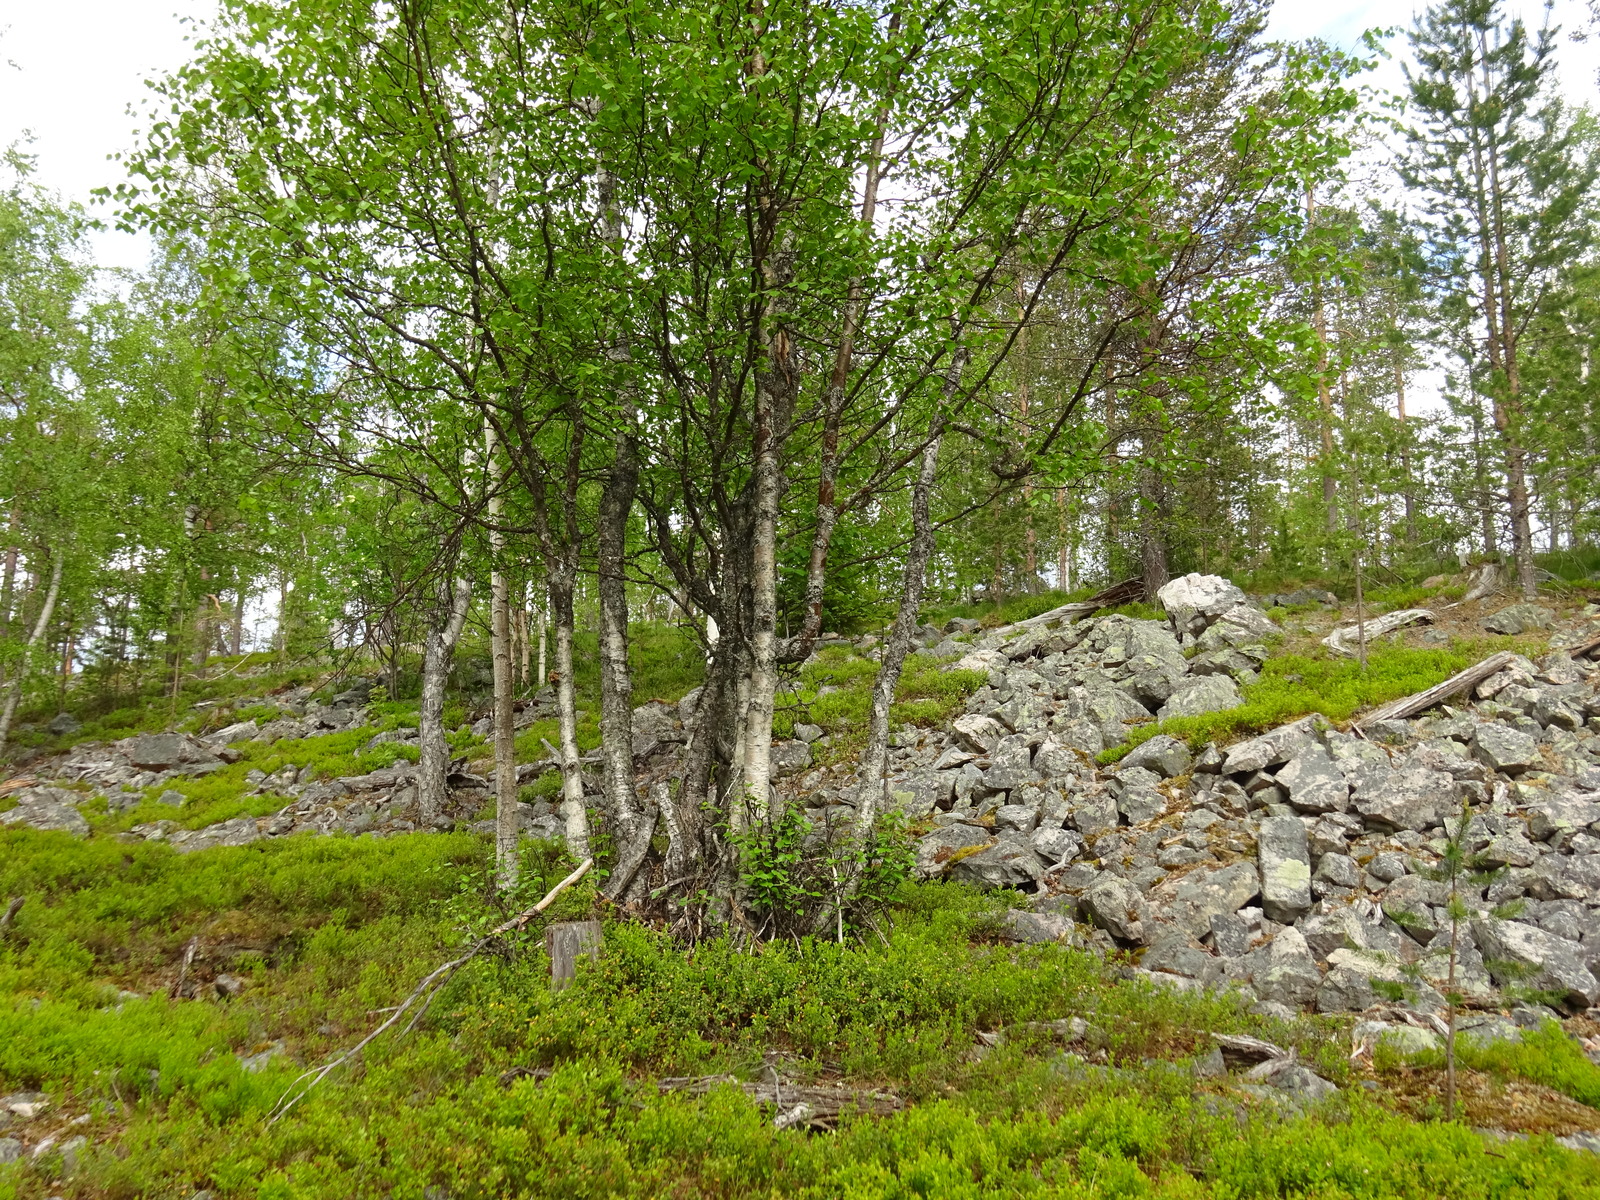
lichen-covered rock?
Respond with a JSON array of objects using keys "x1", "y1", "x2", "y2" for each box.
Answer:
[
  {"x1": 1083, "y1": 875, "x2": 1145, "y2": 943},
  {"x1": 1483, "y1": 604, "x2": 1555, "y2": 636},
  {"x1": 1257, "y1": 815, "x2": 1312, "y2": 922},
  {"x1": 1472, "y1": 724, "x2": 1540, "y2": 774},
  {"x1": 1352, "y1": 766, "x2": 1455, "y2": 831},
  {"x1": 1473, "y1": 918, "x2": 1600, "y2": 1009},
  {"x1": 0, "y1": 787, "x2": 89, "y2": 838},
  {"x1": 914, "y1": 824, "x2": 994, "y2": 879},
  {"x1": 1221, "y1": 716, "x2": 1322, "y2": 775},
  {"x1": 947, "y1": 840, "x2": 1047, "y2": 890},
  {"x1": 1276, "y1": 747, "x2": 1350, "y2": 814},
  {"x1": 1158, "y1": 675, "x2": 1241, "y2": 721},
  {"x1": 1121, "y1": 734, "x2": 1192, "y2": 779}
]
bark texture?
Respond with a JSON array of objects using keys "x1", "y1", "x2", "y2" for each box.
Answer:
[
  {"x1": 0, "y1": 554, "x2": 63, "y2": 753},
  {"x1": 417, "y1": 575, "x2": 471, "y2": 824}
]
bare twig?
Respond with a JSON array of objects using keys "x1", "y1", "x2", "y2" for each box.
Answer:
[{"x1": 269, "y1": 858, "x2": 593, "y2": 1121}]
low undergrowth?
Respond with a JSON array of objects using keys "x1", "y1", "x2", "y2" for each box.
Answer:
[
  {"x1": 1102, "y1": 637, "x2": 1540, "y2": 763},
  {"x1": 777, "y1": 648, "x2": 987, "y2": 759},
  {"x1": 2, "y1": 828, "x2": 1599, "y2": 1198}
]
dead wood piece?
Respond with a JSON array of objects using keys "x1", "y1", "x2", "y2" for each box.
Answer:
[
  {"x1": 1211, "y1": 1033, "x2": 1286, "y2": 1069},
  {"x1": 1355, "y1": 651, "x2": 1517, "y2": 729},
  {"x1": 1570, "y1": 633, "x2": 1600, "y2": 662},
  {"x1": 546, "y1": 919, "x2": 602, "y2": 992},
  {"x1": 270, "y1": 857, "x2": 594, "y2": 1121},
  {"x1": 171, "y1": 935, "x2": 200, "y2": 999},
  {"x1": 655, "y1": 1074, "x2": 902, "y2": 1128},
  {"x1": 0, "y1": 895, "x2": 23, "y2": 930},
  {"x1": 1321, "y1": 608, "x2": 1434, "y2": 657},
  {"x1": 990, "y1": 578, "x2": 1144, "y2": 638}
]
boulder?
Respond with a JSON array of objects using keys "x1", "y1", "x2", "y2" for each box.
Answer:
[
  {"x1": 1276, "y1": 747, "x2": 1350, "y2": 815},
  {"x1": 47, "y1": 712, "x2": 81, "y2": 736},
  {"x1": 770, "y1": 740, "x2": 813, "y2": 779},
  {"x1": 127, "y1": 732, "x2": 186, "y2": 769},
  {"x1": 951, "y1": 714, "x2": 1006, "y2": 755},
  {"x1": 913, "y1": 824, "x2": 994, "y2": 879},
  {"x1": 947, "y1": 841, "x2": 1047, "y2": 890},
  {"x1": 1156, "y1": 574, "x2": 1247, "y2": 629},
  {"x1": 1257, "y1": 814, "x2": 1312, "y2": 923},
  {"x1": 1253, "y1": 927, "x2": 1322, "y2": 1008},
  {"x1": 168, "y1": 816, "x2": 263, "y2": 854},
  {"x1": 886, "y1": 772, "x2": 954, "y2": 817},
  {"x1": 1083, "y1": 875, "x2": 1145, "y2": 943},
  {"x1": 1472, "y1": 725, "x2": 1540, "y2": 775},
  {"x1": 1526, "y1": 798, "x2": 1600, "y2": 843},
  {"x1": 1151, "y1": 861, "x2": 1260, "y2": 937},
  {"x1": 1352, "y1": 767, "x2": 1455, "y2": 832},
  {"x1": 1031, "y1": 826, "x2": 1082, "y2": 862},
  {"x1": 0, "y1": 787, "x2": 89, "y2": 838},
  {"x1": 1000, "y1": 909, "x2": 1075, "y2": 945},
  {"x1": 1483, "y1": 604, "x2": 1555, "y2": 636},
  {"x1": 1221, "y1": 717, "x2": 1322, "y2": 775},
  {"x1": 1313, "y1": 853, "x2": 1360, "y2": 890},
  {"x1": 1473, "y1": 919, "x2": 1600, "y2": 1009},
  {"x1": 1121, "y1": 734, "x2": 1193, "y2": 779},
  {"x1": 1158, "y1": 675, "x2": 1241, "y2": 721}
]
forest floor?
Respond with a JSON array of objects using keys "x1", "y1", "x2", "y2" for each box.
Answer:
[{"x1": 4, "y1": 572, "x2": 1600, "y2": 1198}]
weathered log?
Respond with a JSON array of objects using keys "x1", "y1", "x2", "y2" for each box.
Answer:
[
  {"x1": 546, "y1": 919, "x2": 603, "y2": 992},
  {"x1": 1570, "y1": 632, "x2": 1600, "y2": 662},
  {"x1": 654, "y1": 1074, "x2": 903, "y2": 1129},
  {"x1": 1355, "y1": 651, "x2": 1517, "y2": 728},
  {"x1": 1321, "y1": 608, "x2": 1434, "y2": 658},
  {"x1": 989, "y1": 577, "x2": 1144, "y2": 638}
]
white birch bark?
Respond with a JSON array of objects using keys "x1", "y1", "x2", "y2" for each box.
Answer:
[
  {"x1": 0, "y1": 555, "x2": 64, "y2": 753},
  {"x1": 417, "y1": 576, "x2": 471, "y2": 824},
  {"x1": 486, "y1": 421, "x2": 520, "y2": 892}
]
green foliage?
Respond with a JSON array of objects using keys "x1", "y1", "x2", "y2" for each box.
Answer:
[
  {"x1": 1102, "y1": 639, "x2": 1535, "y2": 761},
  {"x1": 1455, "y1": 1020, "x2": 1600, "y2": 1109}
]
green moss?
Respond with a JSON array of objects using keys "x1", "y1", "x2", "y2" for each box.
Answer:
[{"x1": 1101, "y1": 638, "x2": 1540, "y2": 762}]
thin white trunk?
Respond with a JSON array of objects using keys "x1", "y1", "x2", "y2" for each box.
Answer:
[
  {"x1": 549, "y1": 569, "x2": 590, "y2": 859},
  {"x1": 486, "y1": 421, "x2": 520, "y2": 892},
  {"x1": 417, "y1": 576, "x2": 471, "y2": 823},
  {"x1": 0, "y1": 555, "x2": 65, "y2": 753}
]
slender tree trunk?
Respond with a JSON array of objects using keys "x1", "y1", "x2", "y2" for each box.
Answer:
[
  {"x1": 537, "y1": 598, "x2": 547, "y2": 689},
  {"x1": 597, "y1": 418, "x2": 643, "y2": 895},
  {"x1": 856, "y1": 350, "x2": 964, "y2": 834},
  {"x1": 1309, "y1": 188, "x2": 1339, "y2": 538},
  {"x1": 417, "y1": 576, "x2": 471, "y2": 825},
  {"x1": 0, "y1": 555, "x2": 64, "y2": 754},
  {"x1": 485, "y1": 422, "x2": 520, "y2": 892},
  {"x1": 1056, "y1": 489, "x2": 1071, "y2": 591},
  {"x1": 548, "y1": 563, "x2": 590, "y2": 859},
  {"x1": 0, "y1": 508, "x2": 21, "y2": 638},
  {"x1": 231, "y1": 589, "x2": 246, "y2": 656}
]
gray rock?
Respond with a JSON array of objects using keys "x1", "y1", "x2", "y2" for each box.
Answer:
[
  {"x1": 1143, "y1": 935, "x2": 1222, "y2": 984},
  {"x1": 1352, "y1": 767, "x2": 1455, "y2": 831},
  {"x1": 0, "y1": 1136, "x2": 20, "y2": 1163},
  {"x1": 1368, "y1": 852, "x2": 1410, "y2": 883},
  {"x1": 1258, "y1": 814, "x2": 1312, "y2": 923},
  {"x1": 1221, "y1": 716, "x2": 1322, "y2": 775},
  {"x1": 886, "y1": 771, "x2": 954, "y2": 817},
  {"x1": 1117, "y1": 787, "x2": 1167, "y2": 825},
  {"x1": 1121, "y1": 734, "x2": 1193, "y2": 779},
  {"x1": 948, "y1": 841, "x2": 1047, "y2": 890},
  {"x1": 1483, "y1": 604, "x2": 1555, "y2": 636},
  {"x1": 1209, "y1": 911, "x2": 1253, "y2": 957},
  {"x1": 47, "y1": 712, "x2": 81, "y2": 736},
  {"x1": 128, "y1": 732, "x2": 186, "y2": 769},
  {"x1": 1069, "y1": 794, "x2": 1120, "y2": 839},
  {"x1": 1152, "y1": 861, "x2": 1260, "y2": 936},
  {"x1": 1156, "y1": 573, "x2": 1247, "y2": 628},
  {"x1": 1258, "y1": 1062, "x2": 1339, "y2": 1104},
  {"x1": 157, "y1": 789, "x2": 186, "y2": 808},
  {"x1": 1253, "y1": 927, "x2": 1322, "y2": 1008},
  {"x1": 1276, "y1": 748, "x2": 1350, "y2": 815},
  {"x1": 770, "y1": 740, "x2": 812, "y2": 778},
  {"x1": 793, "y1": 722, "x2": 824, "y2": 744},
  {"x1": 913, "y1": 824, "x2": 994, "y2": 879},
  {"x1": 1313, "y1": 853, "x2": 1361, "y2": 890},
  {"x1": 1473, "y1": 919, "x2": 1600, "y2": 1009},
  {"x1": 1034, "y1": 738, "x2": 1089, "y2": 779},
  {"x1": 1472, "y1": 725, "x2": 1540, "y2": 774},
  {"x1": 0, "y1": 788, "x2": 90, "y2": 838},
  {"x1": 1159, "y1": 675, "x2": 1242, "y2": 721},
  {"x1": 168, "y1": 817, "x2": 263, "y2": 854},
  {"x1": 1031, "y1": 826, "x2": 1082, "y2": 862},
  {"x1": 1000, "y1": 909, "x2": 1074, "y2": 944},
  {"x1": 952, "y1": 714, "x2": 1007, "y2": 754},
  {"x1": 1084, "y1": 875, "x2": 1145, "y2": 943},
  {"x1": 994, "y1": 803, "x2": 1037, "y2": 832}
]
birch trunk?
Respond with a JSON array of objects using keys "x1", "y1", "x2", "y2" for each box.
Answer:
[
  {"x1": 548, "y1": 564, "x2": 590, "y2": 859},
  {"x1": 597, "y1": 429, "x2": 642, "y2": 895},
  {"x1": 417, "y1": 576, "x2": 471, "y2": 824},
  {"x1": 485, "y1": 422, "x2": 520, "y2": 891},
  {"x1": 0, "y1": 555, "x2": 64, "y2": 754}
]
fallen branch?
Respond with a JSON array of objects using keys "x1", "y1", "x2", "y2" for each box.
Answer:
[
  {"x1": 1321, "y1": 608, "x2": 1433, "y2": 658},
  {"x1": 1354, "y1": 651, "x2": 1516, "y2": 729},
  {"x1": 270, "y1": 857, "x2": 593, "y2": 1121},
  {"x1": 654, "y1": 1074, "x2": 902, "y2": 1129},
  {"x1": 989, "y1": 578, "x2": 1143, "y2": 639},
  {"x1": 1569, "y1": 632, "x2": 1600, "y2": 662},
  {"x1": 0, "y1": 895, "x2": 23, "y2": 930},
  {"x1": 171, "y1": 935, "x2": 199, "y2": 999}
]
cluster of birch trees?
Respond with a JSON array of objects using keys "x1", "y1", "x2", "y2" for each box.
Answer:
[{"x1": 2, "y1": 0, "x2": 1596, "y2": 896}]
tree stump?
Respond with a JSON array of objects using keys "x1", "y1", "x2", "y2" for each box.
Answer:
[{"x1": 545, "y1": 920, "x2": 602, "y2": 992}]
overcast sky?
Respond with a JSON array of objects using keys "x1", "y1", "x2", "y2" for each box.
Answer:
[{"x1": 0, "y1": 0, "x2": 1595, "y2": 274}]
